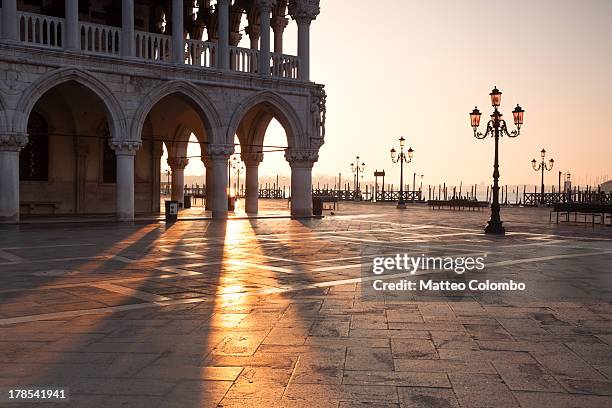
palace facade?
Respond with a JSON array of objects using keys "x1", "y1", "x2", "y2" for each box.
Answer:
[{"x1": 0, "y1": 0, "x2": 325, "y2": 222}]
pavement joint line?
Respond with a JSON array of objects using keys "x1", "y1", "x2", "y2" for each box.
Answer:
[
  {"x1": 0, "y1": 250, "x2": 27, "y2": 263},
  {"x1": 92, "y1": 282, "x2": 172, "y2": 302},
  {"x1": 0, "y1": 243, "x2": 97, "y2": 250}
]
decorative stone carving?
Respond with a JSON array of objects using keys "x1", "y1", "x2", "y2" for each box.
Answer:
[
  {"x1": 310, "y1": 86, "x2": 326, "y2": 140},
  {"x1": 245, "y1": 25, "x2": 261, "y2": 40},
  {"x1": 109, "y1": 139, "x2": 141, "y2": 156},
  {"x1": 271, "y1": 16, "x2": 289, "y2": 32},
  {"x1": 241, "y1": 152, "x2": 264, "y2": 166},
  {"x1": 0, "y1": 133, "x2": 28, "y2": 152},
  {"x1": 255, "y1": 0, "x2": 278, "y2": 12},
  {"x1": 207, "y1": 144, "x2": 235, "y2": 159},
  {"x1": 167, "y1": 157, "x2": 189, "y2": 170},
  {"x1": 285, "y1": 148, "x2": 318, "y2": 165},
  {"x1": 288, "y1": 0, "x2": 320, "y2": 24}
]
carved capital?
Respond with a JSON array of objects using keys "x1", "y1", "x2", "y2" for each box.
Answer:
[
  {"x1": 241, "y1": 152, "x2": 264, "y2": 166},
  {"x1": 167, "y1": 157, "x2": 189, "y2": 170},
  {"x1": 285, "y1": 148, "x2": 318, "y2": 167},
  {"x1": 110, "y1": 140, "x2": 141, "y2": 156},
  {"x1": 207, "y1": 144, "x2": 235, "y2": 160},
  {"x1": 271, "y1": 16, "x2": 289, "y2": 32},
  {"x1": 230, "y1": 32, "x2": 243, "y2": 46},
  {"x1": 0, "y1": 132, "x2": 28, "y2": 152},
  {"x1": 245, "y1": 24, "x2": 261, "y2": 39},
  {"x1": 255, "y1": 0, "x2": 278, "y2": 13},
  {"x1": 288, "y1": 0, "x2": 320, "y2": 24}
]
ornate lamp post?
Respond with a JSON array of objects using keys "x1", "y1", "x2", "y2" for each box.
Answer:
[
  {"x1": 230, "y1": 155, "x2": 244, "y2": 197},
  {"x1": 470, "y1": 86, "x2": 524, "y2": 234},
  {"x1": 390, "y1": 137, "x2": 414, "y2": 209},
  {"x1": 351, "y1": 156, "x2": 365, "y2": 197},
  {"x1": 531, "y1": 149, "x2": 554, "y2": 205}
]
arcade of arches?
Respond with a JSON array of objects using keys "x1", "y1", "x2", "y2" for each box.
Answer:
[{"x1": 0, "y1": 76, "x2": 325, "y2": 222}]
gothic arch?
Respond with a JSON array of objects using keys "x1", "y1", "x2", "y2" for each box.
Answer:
[
  {"x1": 227, "y1": 90, "x2": 306, "y2": 148},
  {"x1": 131, "y1": 80, "x2": 222, "y2": 145},
  {"x1": 13, "y1": 67, "x2": 125, "y2": 140}
]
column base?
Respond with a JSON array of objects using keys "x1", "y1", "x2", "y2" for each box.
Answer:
[
  {"x1": 212, "y1": 211, "x2": 228, "y2": 219},
  {"x1": 484, "y1": 220, "x2": 505, "y2": 235},
  {"x1": 0, "y1": 215, "x2": 19, "y2": 224},
  {"x1": 396, "y1": 201, "x2": 406, "y2": 209},
  {"x1": 291, "y1": 208, "x2": 313, "y2": 218}
]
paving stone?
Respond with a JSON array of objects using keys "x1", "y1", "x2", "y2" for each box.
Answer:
[
  {"x1": 512, "y1": 391, "x2": 612, "y2": 408},
  {"x1": 397, "y1": 386, "x2": 460, "y2": 408},
  {"x1": 345, "y1": 347, "x2": 394, "y2": 371},
  {"x1": 342, "y1": 370, "x2": 450, "y2": 387},
  {"x1": 448, "y1": 373, "x2": 519, "y2": 408},
  {"x1": 394, "y1": 359, "x2": 497, "y2": 374},
  {"x1": 391, "y1": 339, "x2": 439, "y2": 360},
  {"x1": 492, "y1": 362, "x2": 564, "y2": 392}
]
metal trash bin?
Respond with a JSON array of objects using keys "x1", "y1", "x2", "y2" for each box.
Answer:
[
  {"x1": 312, "y1": 197, "x2": 323, "y2": 216},
  {"x1": 165, "y1": 200, "x2": 179, "y2": 223},
  {"x1": 228, "y1": 196, "x2": 236, "y2": 211},
  {"x1": 183, "y1": 195, "x2": 192, "y2": 209}
]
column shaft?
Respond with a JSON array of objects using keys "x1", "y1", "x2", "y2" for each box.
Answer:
[
  {"x1": 121, "y1": 0, "x2": 135, "y2": 57},
  {"x1": 211, "y1": 158, "x2": 229, "y2": 218},
  {"x1": 116, "y1": 153, "x2": 135, "y2": 221},
  {"x1": 297, "y1": 21, "x2": 310, "y2": 81},
  {"x1": 65, "y1": 0, "x2": 79, "y2": 49},
  {"x1": 205, "y1": 163, "x2": 213, "y2": 210},
  {"x1": 290, "y1": 164, "x2": 313, "y2": 217},
  {"x1": 0, "y1": 150, "x2": 20, "y2": 222},
  {"x1": 259, "y1": 6, "x2": 271, "y2": 76},
  {"x1": 217, "y1": 0, "x2": 230, "y2": 70},
  {"x1": 1, "y1": 0, "x2": 18, "y2": 40},
  {"x1": 172, "y1": 0, "x2": 184, "y2": 63},
  {"x1": 245, "y1": 165, "x2": 259, "y2": 213},
  {"x1": 171, "y1": 168, "x2": 185, "y2": 207}
]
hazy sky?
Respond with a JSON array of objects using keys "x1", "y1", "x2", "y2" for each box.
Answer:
[{"x1": 180, "y1": 0, "x2": 611, "y2": 187}]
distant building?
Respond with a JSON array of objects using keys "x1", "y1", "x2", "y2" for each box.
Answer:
[
  {"x1": 601, "y1": 180, "x2": 612, "y2": 193},
  {"x1": 0, "y1": 0, "x2": 325, "y2": 222}
]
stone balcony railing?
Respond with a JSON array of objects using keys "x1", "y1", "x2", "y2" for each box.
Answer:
[{"x1": 11, "y1": 11, "x2": 300, "y2": 80}]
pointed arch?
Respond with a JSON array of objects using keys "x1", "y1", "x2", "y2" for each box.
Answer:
[
  {"x1": 13, "y1": 67, "x2": 126, "y2": 140},
  {"x1": 227, "y1": 90, "x2": 306, "y2": 148},
  {"x1": 131, "y1": 80, "x2": 222, "y2": 145}
]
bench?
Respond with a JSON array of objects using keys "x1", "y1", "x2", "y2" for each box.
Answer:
[
  {"x1": 428, "y1": 199, "x2": 489, "y2": 211},
  {"x1": 20, "y1": 201, "x2": 61, "y2": 214},
  {"x1": 550, "y1": 203, "x2": 612, "y2": 226}
]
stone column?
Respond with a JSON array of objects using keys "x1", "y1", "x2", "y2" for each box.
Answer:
[
  {"x1": 286, "y1": 149, "x2": 317, "y2": 217},
  {"x1": 65, "y1": 0, "x2": 79, "y2": 50},
  {"x1": 167, "y1": 157, "x2": 188, "y2": 208},
  {"x1": 255, "y1": 0, "x2": 275, "y2": 76},
  {"x1": 110, "y1": 140, "x2": 141, "y2": 221},
  {"x1": 1, "y1": 0, "x2": 18, "y2": 41},
  {"x1": 207, "y1": 144, "x2": 234, "y2": 219},
  {"x1": 271, "y1": 16, "x2": 288, "y2": 54},
  {"x1": 121, "y1": 0, "x2": 135, "y2": 57},
  {"x1": 245, "y1": 25, "x2": 260, "y2": 50},
  {"x1": 288, "y1": 0, "x2": 320, "y2": 81},
  {"x1": 0, "y1": 133, "x2": 27, "y2": 223},
  {"x1": 172, "y1": 0, "x2": 184, "y2": 63},
  {"x1": 202, "y1": 156, "x2": 213, "y2": 210},
  {"x1": 242, "y1": 152, "x2": 263, "y2": 214},
  {"x1": 217, "y1": 0, "x2": 230, "y2": 70}
]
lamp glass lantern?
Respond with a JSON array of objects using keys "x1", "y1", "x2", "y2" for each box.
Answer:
[
  {"x1": 470, "y1": 107, "x2": 482, "y2": 128},
  {"x1": 541, "y1": 149, "x2": 546, "y2": 159},
  {"x1": 490, "y1": 86, "x2": 502, "y2": 107},
  {"x1": 512, "y1": 104, "x2": 524, "y2": 126},
  {"x1": 399, "y1": 137, "x2": 405, "y2": 148},
  {"x1": 390, "y1": 148, "x2": 396, "y2": 160},
  {"x1": 407, "y1": 147, "x2": 414, "y2": 159}
]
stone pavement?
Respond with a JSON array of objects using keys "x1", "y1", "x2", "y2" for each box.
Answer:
[{"x1": 0, "y1": 201, "x2": 611, "y2": 407}]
